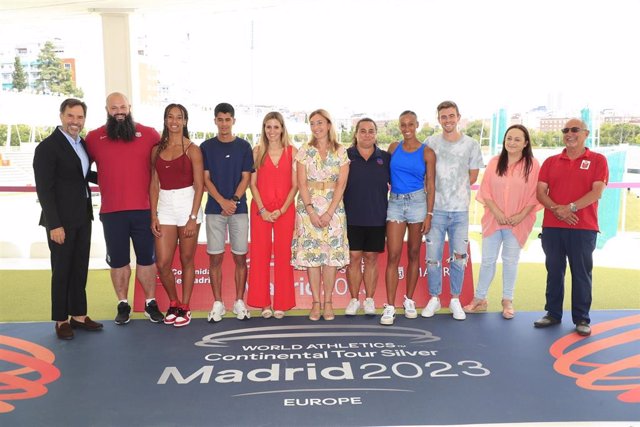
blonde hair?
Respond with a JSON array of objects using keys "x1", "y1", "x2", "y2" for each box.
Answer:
[
  {"x1": 255, "y1": 111, "x2": 291, "y2": 169},
  {"x1": 308, "y1": 109, "x2": 339, "y2": 152}
]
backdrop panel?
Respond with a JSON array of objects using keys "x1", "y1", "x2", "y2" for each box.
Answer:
[{"x1": 134, "y1": 242, "x2": 474, "y2": 312}]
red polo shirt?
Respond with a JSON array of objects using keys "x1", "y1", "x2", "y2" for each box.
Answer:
[
  {"x1": 538, "y1": 147, "x2": 608, "y2": 231},
  {"x1": 86, "y1": 124, "x2": 160, "y2": 214}
]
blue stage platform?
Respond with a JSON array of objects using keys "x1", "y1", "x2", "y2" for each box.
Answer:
[{"x1": 1, "y1": 311, "x2": 639, "y2": 426}]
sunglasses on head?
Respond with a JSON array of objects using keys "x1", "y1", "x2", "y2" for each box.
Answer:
[{"x1": 561, "y1": 127, "x2": 587, "y2": 134}]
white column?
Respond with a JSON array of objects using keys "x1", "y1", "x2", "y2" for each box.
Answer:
[{"x1": 93, "y1": 9, "x2": 135, "y2": 100}]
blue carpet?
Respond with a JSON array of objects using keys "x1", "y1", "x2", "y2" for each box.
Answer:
[{"x1": 1, "y1": 310, "x2": 638, "y2": 426}]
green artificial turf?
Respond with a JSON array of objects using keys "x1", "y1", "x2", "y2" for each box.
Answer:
[{"x1": 1, "y1": 264, "x2": 637, "y2": 323}]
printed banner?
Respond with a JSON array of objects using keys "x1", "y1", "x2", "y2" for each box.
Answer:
[{"x1": 134, "y1": 242, "x2": 474, "y2": 312}]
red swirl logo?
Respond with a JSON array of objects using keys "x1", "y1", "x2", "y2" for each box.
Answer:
[
  {"x1": 550, "y1": 314, "x2": 640, "y2": 403},
  {"x1": 0, "y1": 335, "x2": 61, "y2": 413}
]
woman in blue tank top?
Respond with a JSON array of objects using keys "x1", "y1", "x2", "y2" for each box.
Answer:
[{"x1": 381, "y1": 110, "x2": 436, "y2": 326}]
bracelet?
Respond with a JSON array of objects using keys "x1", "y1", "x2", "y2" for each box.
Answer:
[
  {"x1": 427, "y1": 212, "x2": 434, "y2": 217},
  {"x1": 257, "y1": 207, "x2": 266, "y2": 215}
]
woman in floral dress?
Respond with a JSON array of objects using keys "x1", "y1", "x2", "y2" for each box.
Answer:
[{"x1": 291, "y1": 109, "x2": 350, "y2": 321}]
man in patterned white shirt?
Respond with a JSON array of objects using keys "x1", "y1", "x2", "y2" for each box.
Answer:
[{"x1": 422, "y1": 101, "x2": 483, "y2": 320}]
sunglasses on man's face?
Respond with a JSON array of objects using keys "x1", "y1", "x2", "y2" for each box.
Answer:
[{"x1": 561, "y1": 127, "x2": 587, "y2": 134}]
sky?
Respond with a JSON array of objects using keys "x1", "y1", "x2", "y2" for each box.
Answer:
[{"x1": 2, "y1": 0, "x2": 639, "y2": 127}]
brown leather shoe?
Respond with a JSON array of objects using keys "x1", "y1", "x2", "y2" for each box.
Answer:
[
  {"x1": 55, "y1": 322, "x2": 74, "y2": 340},
  {"x1": 70, "y1": 316, "x2": 104, "y2": 331},
  {"x1": 533, "y1": 314, "x2": 561, "y2": 328},
  {"x1": 575, "y1": 320, "x2": 592, "y2": 336}
]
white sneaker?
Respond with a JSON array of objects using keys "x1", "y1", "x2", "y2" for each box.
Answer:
[
  {"x1": 403, "y1": 295, "x2": 417, "y2": 319},
  {"x1": 233, "y1": 299, "x2": 251, "y2": 320},
  {"x1": 380, "y1": 304, "x2": 395, "y2": 325},
  {"x1": 449, "y1": 298, "x2": 466, "y2": 321},
  {"x1": 363, "y1": 298, "x2": 376, "y2": 315},
  {"x1": 345, "y1": 298, "x2": 360, "y2": 316},
  {"x1": 421, "y1": 296, "x2": 441, "y2": 318},
  {"x1": 207, "y1": 301, "x2": 225, "y2": 323}
]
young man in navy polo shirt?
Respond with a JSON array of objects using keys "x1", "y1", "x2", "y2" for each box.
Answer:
[{"x1": 201, "y1": 103, "x2": 254, "y2": 322}]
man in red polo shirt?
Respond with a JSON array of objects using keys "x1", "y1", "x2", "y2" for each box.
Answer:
[
  {"x1": 534, "y1": 118, "x2": 608, "y2": 336},
  {"x1": 86, "y1": 92, "x2": 164, "y2": 325}
]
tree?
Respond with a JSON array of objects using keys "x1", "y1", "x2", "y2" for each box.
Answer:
[
  {"x1": 530, "y1": 130, "x2": 559, "y2": 147},
  {"x1": 377, "y1": 120, "x2": 401, "y2": 147},
  {"x1": 11, "y1": 56, "x2": 28, "y2": 91},
  {"x1": 417, "y1": 123, "x2": 435, "y2": 142},
  {"x1": 462, "y1": 120, "x2": 486, "y2": 145},
  {"x1": 599, "y1": 123, "x2": 640, "y2": 146},
  {"x1": 0, "y1": 124, "x2": 32, "y2": 147},
  {"x1": 35, "y1": 41, "x2": 83, "y2": 97},
  {"x1": 340, "y1": 120, "x2": 435, "y2": 149}
]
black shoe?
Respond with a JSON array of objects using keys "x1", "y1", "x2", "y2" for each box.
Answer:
[
  {"x1": 575, "y1": 320, "x2": 591, "y2": 336},
  {"x1": 144, "y1": 300, "x2": 164, "y2": 323},
  {"x1": 534, "y1": 314, "x2": 561, "y2": 328},
  {"x1": 115, "y1": 302, "x2": 131, "y2": 325}
]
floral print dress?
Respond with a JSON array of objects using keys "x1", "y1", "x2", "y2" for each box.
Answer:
[{"x1": 291, "y1": 143, "x2": 349, "y2": 268}]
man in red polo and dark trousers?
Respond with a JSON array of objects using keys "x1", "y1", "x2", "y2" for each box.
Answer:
[{"x1": 534, "y1": 118, "x2": 608, "y2": 336}]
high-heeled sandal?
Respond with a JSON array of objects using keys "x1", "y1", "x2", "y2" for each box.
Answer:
[
  {"x1": 502, "y1": 299, "x2": 515, "y2": 319},
  {"x1": 309, "y1": 301, "x2": 321, "y2": 321},
  {"x1": 261, "y1": 308, "x2": 273, "y2": 319},
  {"x1": 322, "y1": 301, "x2": 335, "y2": 321},
  {"x1": 463, "y1": 298, "x2": 488, "y2": 313},
  {"x1": 273, "y1": 310, "x2": 285, "y2": 319}
]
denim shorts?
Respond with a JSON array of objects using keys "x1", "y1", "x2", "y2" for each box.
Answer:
[{"x1": 386, "y1": 189, "x2": 427, "y2": 224}]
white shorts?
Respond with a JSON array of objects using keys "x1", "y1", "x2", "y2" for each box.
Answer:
[{"x1": 157, "y1": 186, "x2": 203, "y2": 226}]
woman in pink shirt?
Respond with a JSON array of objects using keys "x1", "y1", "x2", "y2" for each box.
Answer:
[{"x1": 464, "y1": 125, "x2": 541, "y2": 319}]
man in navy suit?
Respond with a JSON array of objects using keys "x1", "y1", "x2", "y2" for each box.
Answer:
[{"x1": 34, "y1": 98, "x2": 103, "y2": 340}]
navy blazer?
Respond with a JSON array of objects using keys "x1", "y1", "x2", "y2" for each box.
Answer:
[{"x1": 33, "y1": 127, "x2": 97, "y2": 230}]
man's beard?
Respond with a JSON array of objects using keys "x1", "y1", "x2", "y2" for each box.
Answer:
[{"x1": 106, "y1": 113, "x2": 137, "y2": 142}]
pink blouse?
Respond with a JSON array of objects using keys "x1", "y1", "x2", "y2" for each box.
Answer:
[{"x1": 476, "y1": 156, "x2": 542, "y2": 247}]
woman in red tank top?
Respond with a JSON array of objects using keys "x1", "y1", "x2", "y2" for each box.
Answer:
[
  {"x1": 247, "y1": 112, "x2": 298, "y2": 318},
  {"x1": 150, "y1": 104, "x2": 204, "y2": 327}
]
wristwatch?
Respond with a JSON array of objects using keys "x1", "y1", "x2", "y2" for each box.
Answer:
[
  {"x1": 189, "y1": 214, "x2": 197, "y2": 220},
  {"x1": 231, "y1": 195, "x2": 240, "y2": 204},
  {"x1": 569, "y1": 202, "x2": 578, "y2": 213}
]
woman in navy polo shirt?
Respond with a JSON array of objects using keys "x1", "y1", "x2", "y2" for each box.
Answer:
[{"x1": 343, "y1": 118, "x2": 390, "y2": 316}]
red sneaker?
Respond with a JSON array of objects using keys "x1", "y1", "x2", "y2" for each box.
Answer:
[
  {"x1": 174, "y1": 307, "x2": 191, "y2": 327},
  {"x1": 164, "y1": 302, "x2": 180, "y2": 325}
]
